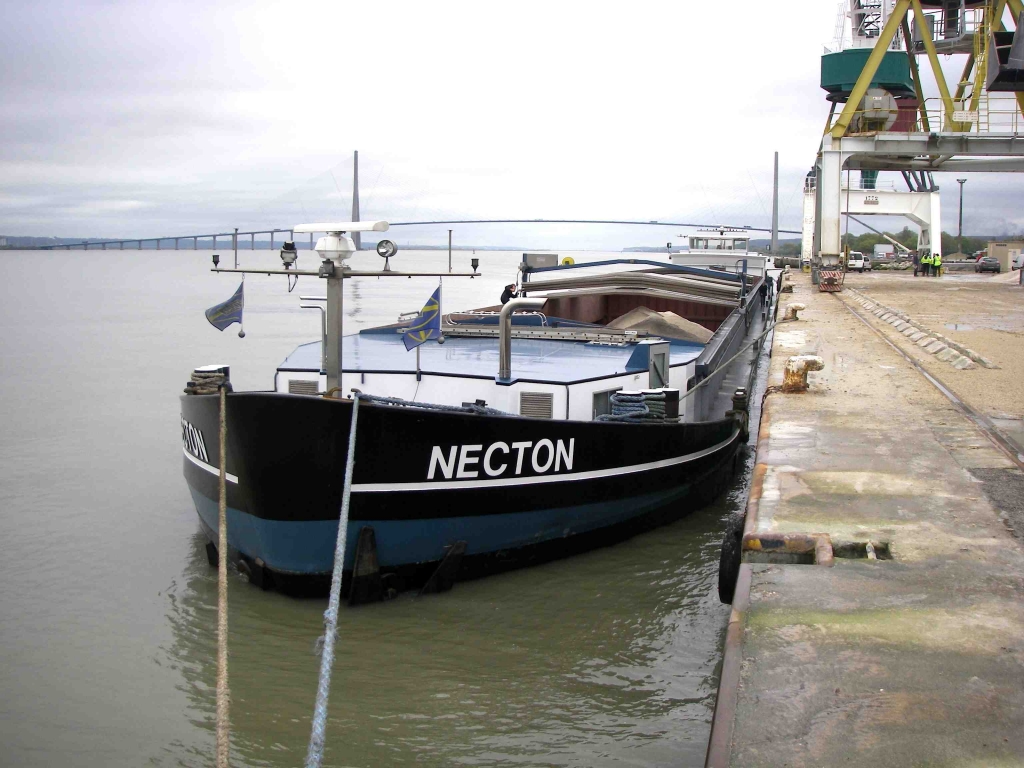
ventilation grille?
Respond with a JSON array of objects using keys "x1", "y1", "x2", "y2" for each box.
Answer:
[
  {"x1": 520, "y1": 391, "x2": 554, "y2": 419},
  {"x1": 288, "y1": 379, "x2": 320, "y2": 396}
]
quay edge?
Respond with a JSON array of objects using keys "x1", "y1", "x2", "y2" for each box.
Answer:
[{"x1": 707, "y1": 271, "x2": 1024, "y2": 767}]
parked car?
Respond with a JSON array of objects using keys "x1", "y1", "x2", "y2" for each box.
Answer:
[
  {"x1": 1014, "y1": 253, "x2": 1023, "y2": 270},
  {"x1": 976, "y1": 256, "x2": 1001, "y2": 273},
  {"x1": 847, "y1": 251, "x2": 866, "y2": 272},
  {"x1": 863, "y1": 255, "x2": 873, "y2": 271}
]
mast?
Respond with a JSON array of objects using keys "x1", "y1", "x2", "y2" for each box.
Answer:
[{"x1": 211, "y1": 218, "x2": 478, "y2": 398}]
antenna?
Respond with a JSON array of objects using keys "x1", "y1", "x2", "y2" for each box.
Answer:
[
  {"x1": 351, "y1": 151, "x2": 361, "y2": 251},
  {"x1": 831, "y1": 2, "x2": 847, "y2": 51},
  {"x1": 771, "y1": 152, "x2": 779, "y2": 254}
]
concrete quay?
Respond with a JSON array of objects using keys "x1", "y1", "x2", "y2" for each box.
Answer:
[{"x1": 707, "y1": 271, "x2": 1024, "y2": 767}]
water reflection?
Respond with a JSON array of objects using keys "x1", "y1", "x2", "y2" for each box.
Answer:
[
  {"x1": 349, "y1": 278, "x2": 363, "y2": 321},
  {"x1": 163, "y1": 494, "x2": 740, "y2": 767}
]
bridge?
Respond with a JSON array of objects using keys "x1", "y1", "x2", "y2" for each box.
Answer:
[
  {"x1": 39, "y1": 227, "x2": 297, "y2": 251},
  {"x1": 37, "y1": 219, "x2": 800, "y2": 251},
  {"x1": 38, "y1": 150, "x2": 797, "y2": 251}
]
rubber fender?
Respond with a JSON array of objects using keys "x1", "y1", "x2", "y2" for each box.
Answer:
[
  {"x1": 718, "y1": 513, "x2": 745, "y2": 604},
  {"x1": 205, "y1": 541, "x2": 218, "y2": 568},
  {"x1": 561, "y1": 256, "x2": 575, "y2": 265}
]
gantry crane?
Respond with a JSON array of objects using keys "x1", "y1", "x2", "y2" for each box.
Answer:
[{"x1": 810, "y1": 0, "x2": 1024, "y2": 289}]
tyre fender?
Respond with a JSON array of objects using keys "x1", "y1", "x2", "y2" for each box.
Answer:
[{"x1": 718, "y1": 513, "x2": 746, "y2": 604}]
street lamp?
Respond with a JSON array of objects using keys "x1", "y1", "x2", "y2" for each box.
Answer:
[{"x1": 957, "y1": 178, "x2": 967, "y2": 256}]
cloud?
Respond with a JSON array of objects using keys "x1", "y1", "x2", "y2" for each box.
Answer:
[{"x1": 2, "y1": 1, "x2": 1023, "y2": 246}]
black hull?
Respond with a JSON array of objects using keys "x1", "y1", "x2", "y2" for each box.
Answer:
[{"x1": 180, "y1": 393, "x2": 744, "y2": 589}]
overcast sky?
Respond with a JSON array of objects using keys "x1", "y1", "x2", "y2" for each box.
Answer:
[{"x1": 2, "y1": 1, "x2": 1022, "y2": 248}]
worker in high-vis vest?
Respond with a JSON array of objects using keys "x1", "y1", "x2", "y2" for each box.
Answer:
[
  {"x1": 933, "y1": 251, "x2": 942, "y2": 276},
  {"x1": 920, "y1": 252, "x2": 931, "y2": 276}
]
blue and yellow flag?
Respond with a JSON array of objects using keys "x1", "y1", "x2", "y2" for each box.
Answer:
[
  {"x1": 403, "y1": 285, "x2": 441, "y2": 350},
  {"x1": 205, "y1": 281, "x2": 244, "y2": 331}
]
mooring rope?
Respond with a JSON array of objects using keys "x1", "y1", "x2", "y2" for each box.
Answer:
[
  {"x1": 594, "y1": 301, "x2": 786, "y2": 423},
  {"x1": 216, "y1": 383, "x2": 230, "y2": 768},
  {"x1": 305, "y1": 394, "x2": 361, "y2": 768},
  {"x1": 597, "y1": 391, "x2": 679, "y2": 423},
  {"x1": 185, "y1": 369, "x2": 232, "y2": 395},
  {"x1": 675, "y1": 314, "x2": 789, "y2": 404}
]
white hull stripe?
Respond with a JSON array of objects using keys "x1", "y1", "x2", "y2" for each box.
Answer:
[
  {"x1": 352, "y1": 430, "x2": 740, "y2": 493},
  {"x1": 183, "y1": 448, "x2": 239, "y2": 484}
]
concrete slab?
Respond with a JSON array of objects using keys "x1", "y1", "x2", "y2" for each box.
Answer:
[{"x1": 709, "y1": 273, "x2": 1024, "y2": 768}]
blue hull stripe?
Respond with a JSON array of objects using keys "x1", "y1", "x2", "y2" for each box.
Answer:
[{"x1": 189, "y1": 482, "x2": 696, "y2": 574}]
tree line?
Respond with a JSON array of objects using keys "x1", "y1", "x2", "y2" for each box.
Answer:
[{"x1": 775, "y1": 228, "x2": 1013, "y2": 257}]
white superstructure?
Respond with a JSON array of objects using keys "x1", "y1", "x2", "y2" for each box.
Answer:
[{"x1": 669, "y1": 228, "x2": 770, "y2": 276}]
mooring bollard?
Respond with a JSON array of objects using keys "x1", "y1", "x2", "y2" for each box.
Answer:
[
  {"x1": 782, "y1": 355, "x2": 824, "y2": 393},
  {"x1": 726, "y1": 387, "x2": 750, "y2": 440},
  {"x1": 783, "y1": 303, "x2": 806, "y2": 321}
]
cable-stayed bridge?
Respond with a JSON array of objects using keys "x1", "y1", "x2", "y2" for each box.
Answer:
[
  {"x1": 37, "y1": 151, "x2": 797, "y2": 250},
  {"x1": 37, "y1": 218, "x2": 799, "y2": 251}
]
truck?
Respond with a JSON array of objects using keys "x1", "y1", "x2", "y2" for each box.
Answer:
[{"x1": 873, "y1": 243, "x2": 895, "y2": 260}]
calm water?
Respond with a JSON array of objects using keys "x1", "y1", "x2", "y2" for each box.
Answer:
[{"x1": 0, "y1": 247, "x2": 755, "y2": 767}]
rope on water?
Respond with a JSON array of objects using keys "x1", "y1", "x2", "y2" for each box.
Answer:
[
  {"x1": 352, "y1": 391, "x2": 511, "y2": 417},
  {"x1": 216, "y1": 384, "x2": 230, "y2": 768},
  {"x1": 305, "y1": 395, "x2": 361, "y2": 768}
]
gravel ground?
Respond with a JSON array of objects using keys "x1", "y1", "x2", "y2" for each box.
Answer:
[
  {"x1": 836, "y1": 269, "x2": 1024, "y2": 539},
  {"x1": 841, "y1": 269, "x2": 1024, "y2": 427},
  {"x1": 969, "y1": 468, "x2": 1024, "y2": 540}
]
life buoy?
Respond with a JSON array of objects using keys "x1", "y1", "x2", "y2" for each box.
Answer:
[{"x1": 561, "y1": 256, "x2": 575, "y2": 265}]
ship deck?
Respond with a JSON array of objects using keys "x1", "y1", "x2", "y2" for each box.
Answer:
[{"x1": 277, "y1": 330, "x2": 705, "y2": 384}]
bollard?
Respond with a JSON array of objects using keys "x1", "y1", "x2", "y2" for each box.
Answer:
[
  {"x1": 726, "y1": 387, "x2": 750, "y2": 440},
  {"x1": 782, "y1": 355, "x2": 824, "y2": 393},
  {"x1": 783, "y1": 303, "x2": 806, "y2": 321},
  {"x1": 731, "y1": 387, "x2": 748, "y2": 413}
]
